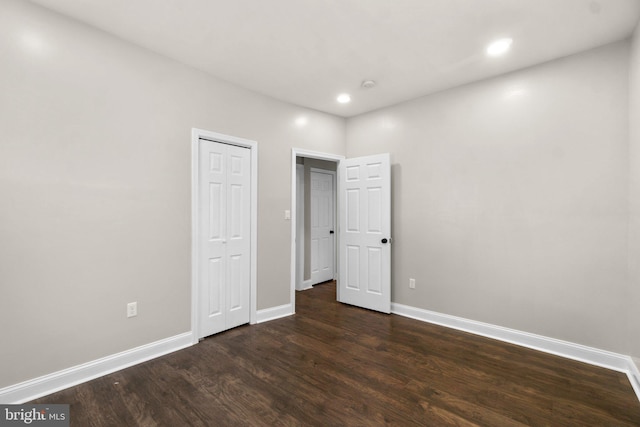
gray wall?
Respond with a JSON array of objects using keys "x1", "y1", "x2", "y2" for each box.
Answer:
[
  {"x1": 0, "y1": 0, "x2": 345, "y2": 388},
  {"x1": 346, "y1": 42, "x2": 630, "y2": 354},
  {"x1": 629, "y1": 21, "x2": 640, "y2": 368}
]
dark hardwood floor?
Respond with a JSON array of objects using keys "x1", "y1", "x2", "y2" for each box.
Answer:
[{"x1": 33, "y1": 281, "x2": 640, "y2": 426}]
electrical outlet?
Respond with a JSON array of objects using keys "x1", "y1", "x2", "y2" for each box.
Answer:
[
  {"x1": 127, "y1": 302, "x2": 138, "y2": 318},
  {"x1": 284, "y1": 210, "x2": 291, "y2": 220},
  {"x1": 409, "y1": 278, "x2": 416, "y2": 289}
]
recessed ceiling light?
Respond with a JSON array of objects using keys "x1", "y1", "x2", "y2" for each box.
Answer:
[
  {"x1": 486, "y1": 38, "x2": 513, "y2": 57},
  {"x1": 337, "y1": 93, "x2": 351, "y2": 104}
]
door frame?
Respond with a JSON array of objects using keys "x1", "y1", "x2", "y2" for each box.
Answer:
[
  {"x1": 295, "y1": 164, "x2": 306, "y2": 291},
  {"x1": 290, "y1": 148, "x2": 344, "y2": 315},
  {"x1": 192, "y1": 128, "x2": 258, "y2": 344}
]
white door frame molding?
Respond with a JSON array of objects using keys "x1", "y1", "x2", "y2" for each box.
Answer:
[
  {"x1": 192, "y1": 128, "x2": 258, "y2": 344},
  {"x1": 290, "y1": 148, "x2": 344, "y2": 315},
  {"x1": 295, "y1": 164, "x2": 309, "y2": 291}
]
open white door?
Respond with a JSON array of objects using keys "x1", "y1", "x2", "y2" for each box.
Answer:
[{"x1": 338, "y1": 153, "x2": 391, "y2": 313}]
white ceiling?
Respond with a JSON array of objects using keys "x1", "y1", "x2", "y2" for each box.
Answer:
[{"x1": 28, "y1": 0, "x2": 640, "y2": 117}]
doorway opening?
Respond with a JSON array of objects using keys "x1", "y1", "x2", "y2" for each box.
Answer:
[
  {"x1": 290, "y1": 148, "x2": 392, "y2": 316},
  {"x1": 296, "y1": 158, "x2": 338, "y2": 290},
  {"x1": 290, "y1": 149, "x2": 344, "y2": 314}
]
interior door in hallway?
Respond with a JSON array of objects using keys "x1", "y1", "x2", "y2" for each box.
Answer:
[
  {"x1": 310, "y1": 170, "x2": 335, "y2": 285},
  {"x1": 338, "y1": 153, "x2": 391, "y2": 314},
  {"x1": 198, "y1": 140, "x2": 251, "y2": 338}
]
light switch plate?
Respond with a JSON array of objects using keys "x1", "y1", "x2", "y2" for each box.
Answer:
[{"x1": 127, "y1": 302, "x2": 138, "y2": 318}]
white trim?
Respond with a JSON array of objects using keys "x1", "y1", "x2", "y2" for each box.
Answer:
[
  {"x1": 0, "y1": 332, "x2": 193, "y2": 404},
  {"x1": 297, "y1": 279, "x2": 313, "y2": 291},
  {"x1": 256, "y1": 304, "x2": 294, "y2": 323},
  {"x1": 296, "y1": 164, "x2": 305, "y2": 290},
  {"x1": 192, "y1": 128, "x2": 258, "y2": 343},
  {"x1": 293, "y1": 149, "x2": 345, "y2": 163},
  {"x1": 629, "y1": 359, "x2": 640, "y2": 400},
  {"x1": 392, "y1": 303, "x2": 640, "y2": 402},
  {"x1": 290, "y1": 148, "x2": 344, "y2": 316}
]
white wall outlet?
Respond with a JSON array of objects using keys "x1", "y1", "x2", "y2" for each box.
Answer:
[
  {"x1": 284, "y1": 210, "x2": 291, "y2": 220},
  {"x1": 127, "y1": 302, "x2": 138, "y2": 318},
  {"x1": 409, "y1": 278, "x2": 416, "y2": 289}
]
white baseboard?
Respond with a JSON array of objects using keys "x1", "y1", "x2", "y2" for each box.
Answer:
[
  {"x1": 629, "y1": 359, "x2": 640, "y2": 400},
  {"x1": 4, "y1": 305, "x2": 637, "y2": 405},
  {"x1": 391, "y1": 303, "x2": 640, "y2": 403},
  {"x1": 0, "y1": 332, "x2": 193, "y2": 404},
  {"x1": 256, "y1": 303, "x2": 294, "y2": 323}
]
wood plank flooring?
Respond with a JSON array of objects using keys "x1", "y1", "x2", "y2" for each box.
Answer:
[{"x1": 33, "y1": 282, "x2": 640, "y2": 426}]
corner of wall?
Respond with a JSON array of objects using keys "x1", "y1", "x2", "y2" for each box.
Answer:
[{"x1": 629, "y1": 19, "x2": 640, "y2": 362}]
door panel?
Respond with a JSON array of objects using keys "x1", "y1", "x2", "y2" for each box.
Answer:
[
  {"x1": 228, "y1": 254, "x2": 242, "y2": 310},
  {"x1": 338, "y1": 153, "x2": 391, "y2": 313},
  {"x1": 224, "y1": 144, "x2": 251, "y2": 330},
  {"x1": 310, "y1": 171, "x2": 335, "y2": 285},
  {"x1": 208, "y1": 183, "x2": 223, "y2": 239},
  {"x1": 207, "y1": 257, "x2": 223, "y2": 316}
]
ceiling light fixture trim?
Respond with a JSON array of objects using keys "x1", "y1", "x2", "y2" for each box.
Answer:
[{"x1": 361, "y1": 80, "x2": 377, "y2": 89}]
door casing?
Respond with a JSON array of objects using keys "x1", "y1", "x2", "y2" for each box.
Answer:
[
  {"x1": 290, "y1": 149, "x2": 344, "y2": 314},
  {"x1": 192, "y1": 128, "x2": 258, "y2": 344}
]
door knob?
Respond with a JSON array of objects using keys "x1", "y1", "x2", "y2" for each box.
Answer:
[
  {"x1": 381, "y1": 238, "x2": 388, "y2": 244},
  {"x1": 329, "y1": 230, "x2": 334, "y2": 234}
]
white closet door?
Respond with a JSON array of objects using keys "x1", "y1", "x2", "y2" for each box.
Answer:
[{"x1": 198, "y1": 140, "x2": 251, "y2": 338}]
